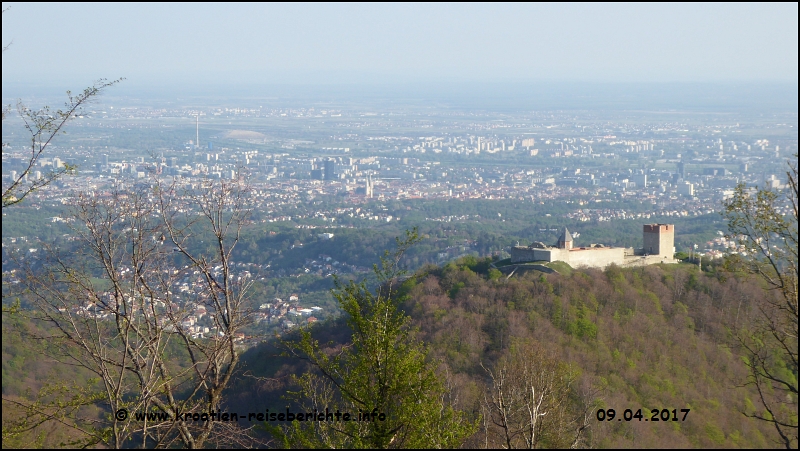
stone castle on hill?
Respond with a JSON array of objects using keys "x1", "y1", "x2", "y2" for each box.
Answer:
[{"x1": 510, "y1": 224, "x2": 677, "y2": 269}]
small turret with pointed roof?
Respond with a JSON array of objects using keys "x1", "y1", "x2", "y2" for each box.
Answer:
[{"x1": 557, "y1": 227, "x2": 573, "y2": 250}]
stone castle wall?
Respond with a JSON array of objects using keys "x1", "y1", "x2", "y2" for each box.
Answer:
[
  {"x1": 511, "y1": 247, "x2": 557, "y2": 263},
  {"x1": 511, "y1": 224, "x2": 676, "y2": 269},
  {"x1": 621, "y1": 254, "x2": 677, "y2": 267},
  {"x1": 512, "y1": 246, "x2": 626, "y2": 269},
  {"x1": 567, "y1": 247, "x2": 626, "y2": 268}
]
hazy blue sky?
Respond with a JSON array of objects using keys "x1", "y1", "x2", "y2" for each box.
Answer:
[{"x1": 2, "y1": 2, "x2": 797, "y2": 88}]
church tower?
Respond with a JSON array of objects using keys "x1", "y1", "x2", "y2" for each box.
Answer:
[{"x1": 557, "y1": 228, "x2": 573, "y2": 250}]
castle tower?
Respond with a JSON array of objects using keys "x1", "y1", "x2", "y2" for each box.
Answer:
[
  {"x1": 557, "y1": 228, "x2": 573, "y2": 250},
  {"x1": 643, "y1": 224, "x2": 675, "y2": 259}
]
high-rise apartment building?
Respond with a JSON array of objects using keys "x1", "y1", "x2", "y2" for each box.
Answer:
[
  {"x1": 323, "y1": 159, "x2": 336, "y2": 181},
  {"x1": 677, "y1": 181, "x2": 694, "y2": 197}
]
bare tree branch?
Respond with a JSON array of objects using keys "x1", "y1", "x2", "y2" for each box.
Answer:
[
  {"x1": 6, "y1": 176, "x2": 257, "y2": 448},
  {"x1": 723, "y1": 154, "x2": 799, "y2": 449}
]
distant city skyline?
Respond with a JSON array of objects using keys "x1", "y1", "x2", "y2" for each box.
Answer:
[{"x1": 1, "y1": 2, "x2": 797, "y2": 89}]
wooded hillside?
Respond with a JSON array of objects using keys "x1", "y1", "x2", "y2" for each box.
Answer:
[{"x1": 236, "y1": 257, "x2": 782, "y2": 448}]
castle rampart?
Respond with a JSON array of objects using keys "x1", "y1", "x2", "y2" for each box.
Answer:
[{"x1": 510, "y1": 224, "x2": 676, "y2": 269}]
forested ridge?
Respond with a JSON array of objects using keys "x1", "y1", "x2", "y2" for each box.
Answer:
[
  {"x1": 231, "y1": 257, "x2": 782, "y2": 448},
  {"x1": 3, "y1": 256, "x2": 785, "y2": 447}
]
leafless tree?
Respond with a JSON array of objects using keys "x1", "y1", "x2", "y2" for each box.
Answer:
[
  {"x1": 2, "y1": 7, "x2": 121, "y2": 208},
  {"x1": 1, "y1": 78, "x2": 122, "y2": 209},
  {"x1": 481, "y1": 339, "x2": 598, "y2": 449},
  {"x1": 723, "y1": 155, "x2": 798, "y2": 449},
  {"x1": 4, "y1": 176, "x2": 260, "y2": 448}
]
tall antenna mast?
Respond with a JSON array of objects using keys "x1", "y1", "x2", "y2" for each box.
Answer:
[{"x1": 196, "y1": 114, "x2": 200, "y2": 149}]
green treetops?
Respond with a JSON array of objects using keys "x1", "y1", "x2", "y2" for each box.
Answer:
[{"x1": 279, "y1": 229, "x2": 477, "y2": 448}]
